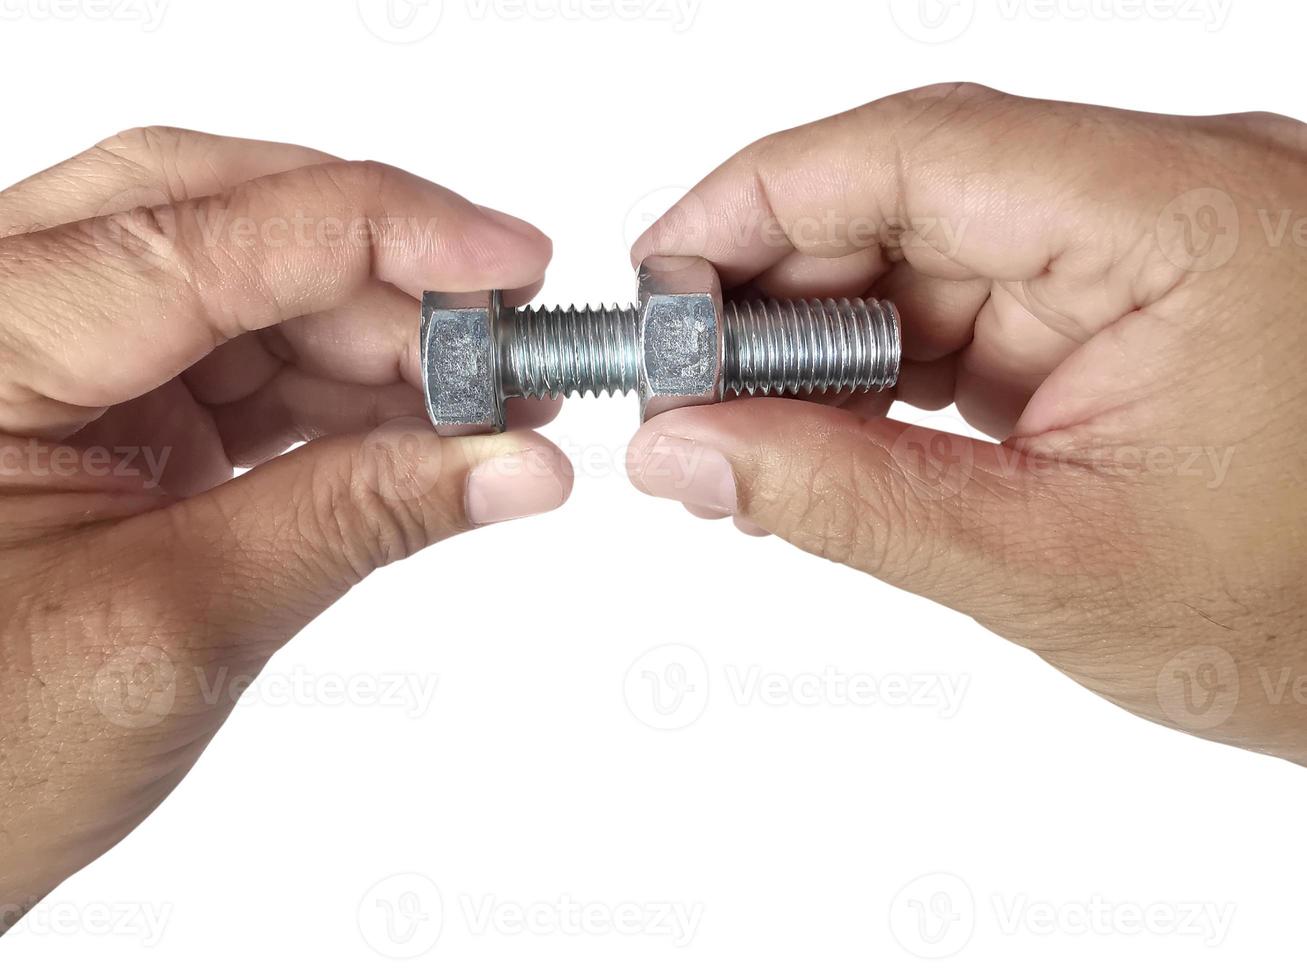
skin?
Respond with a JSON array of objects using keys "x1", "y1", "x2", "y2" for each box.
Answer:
[
  {"x1": 0, "y1": 128, "x2": 574, "y2": 928},
  {"x1": 628, "y1": 83, "x2": 1307, "y2": 765}
]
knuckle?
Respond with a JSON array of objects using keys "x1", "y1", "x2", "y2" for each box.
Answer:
[
  {"x1": 900, "y1": 80, "x2": 1002, "y2": 107},
  {"x1": 306, "y1": 445, "x2": 448, "y2": 582},
  {"x1": 100, "y1": 125, "x2": 186, "y2": 157},
  {"x1": 312, "y1": 159, "x2": 396, "y2": 208},
  {"x1": 755, "y1": 435, "x2": 902, "y2": 576}
]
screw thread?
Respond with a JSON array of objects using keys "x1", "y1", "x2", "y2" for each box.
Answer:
[
  {"x1": 723, "y1": 297, "x2": 900, "y2": 395},
  {"x1": 502, "y1": 297, "x2": 900, "y2": 400},
  {"x1": 504, "y1": 304, "x2": 640, "y2": 398}
]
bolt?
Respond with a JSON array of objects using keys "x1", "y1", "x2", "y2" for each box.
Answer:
[{"x1": 421, "y1": 256, "x2": 901, "y2": 435}]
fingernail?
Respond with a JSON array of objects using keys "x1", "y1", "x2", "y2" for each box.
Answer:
[
  {"x1": 476, "y1": 205, "x2": 542, "y2": 240},
  {"x1": 632, "y1": 435, "x2": 737, "y2": 515},
  {"x1": 466, "y1": 450, "x2": 568, "y2": 526}
]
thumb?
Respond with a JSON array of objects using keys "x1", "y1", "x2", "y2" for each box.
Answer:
[
  {"x1": 626, "y1": 399, "x2": 1088, "y2": 618},
  {"x1": 138, "y1": 418, "x2": 572, "y2": 649}
]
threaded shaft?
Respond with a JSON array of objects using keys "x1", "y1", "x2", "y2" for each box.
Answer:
[
  {"x1": 501, "y1": 297, "x2": 899, "y2": 400},
  {"x1": 723, "y1": 297, "x2": 900, "y2": 395},
  {"x1": 502, "y1": 304, "x2": 639, "y2": 398}
]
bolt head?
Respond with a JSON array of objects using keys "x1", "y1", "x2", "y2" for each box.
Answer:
[
  {"x1": 421, "y1": 290, "x2": 506, "y2": 436},
  {"x1": 636, "y1": 256, "x2": 725, "y2": 423}
]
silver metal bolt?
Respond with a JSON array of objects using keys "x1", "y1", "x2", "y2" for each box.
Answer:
[{"x1": 421, "y1": 256, "x2": 901, "y2": 435}]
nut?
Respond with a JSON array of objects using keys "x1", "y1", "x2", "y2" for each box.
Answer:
[
  {"x1": 635, "y1": 256, "x2": 725, "y2": 423},
  {"x1": 421, "y1": 289, "x2": 505, "y2": 437}
]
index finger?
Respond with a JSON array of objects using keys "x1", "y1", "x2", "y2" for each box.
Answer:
[
  {"x1": 630, "y1": 83, "x2": 1165, "y2": 287},
  {"x1": 0, "y1": 161, "x2": 551, "y2": 438}
]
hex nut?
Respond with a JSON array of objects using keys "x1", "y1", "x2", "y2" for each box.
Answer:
[
  {"x1": 635, "y1": 256, "x2": 725, "y2": 423},
  {"x1": 421, "y1": 290, "x2": 505, "y2": 436}
]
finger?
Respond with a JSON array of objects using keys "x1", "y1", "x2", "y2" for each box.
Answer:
[
  {"x1": 895, "y1": 355, "x2": 958, "y2": 412},
  {"x1": 631, "y1": 83, "x2": 1187, "y2": 362},
  {"x1": 684, "y1": 503, "x2": 730, "y2": 520},
  {"x1": 733, "y1": 515, "x2": 772, "y2": 538},
  {"x1": 120, "y1": 421, "x2": 573, "y2": 657},
  {"x1": 633, "y1": 83, "x2": 1121, "y2": 283},
  {"x1": 872, "y1": 262, "x2": 988, "y2": 362},
  {"x1": 0, "y1": 160, "x2": 552, "y2": 438},
  {"x1": 626, "y1": 399, "x2": 1088, "y2": 617},
  {"x1": 0, "y1": 126, "x2": 337, "y2": 237},
  {"x1": 209, "y1": 371, "x2": 562, "y2": 470},
  {"x1": 956, "y1": 289, "x2": 1081, "y2": 439},
  {"x1": 750, "y1": 248, "x2": 887, "y2": 299},
  {"x1": 210, "y1": 372, "x2": 425, "y2": 468}
]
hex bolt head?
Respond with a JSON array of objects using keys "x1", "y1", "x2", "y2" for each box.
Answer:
[
  {"x1": 420, "y1": 289, "x2": 506, "y2": 437},
  {"x1": 635, "y1": 256, "x2": 726, "y2": 422}
]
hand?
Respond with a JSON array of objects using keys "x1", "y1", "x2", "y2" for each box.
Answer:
[
  {"x1": 626, "y1": 84, "x2": 1307, "y2": 764},
  {"x1": 0, "y1": 127, "x2": 573, "y2": 924}
]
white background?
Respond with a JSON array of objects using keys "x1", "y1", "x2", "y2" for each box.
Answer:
[{"x1": 1, "y1": 0, "x2": 1304, "y2": 975}]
